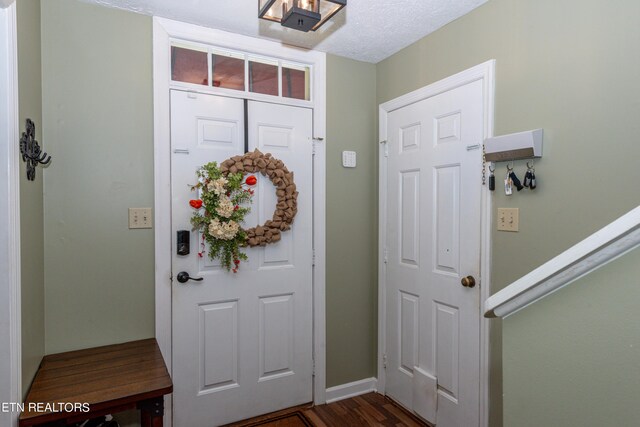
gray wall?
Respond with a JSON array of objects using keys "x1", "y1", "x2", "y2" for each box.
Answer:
[
  {"x1": 503, "y1": 247, "x2": 640, "y2": 426},
  {"x1": 17, "y1": 0, "x2": 44, "y2": 396},
  {"x1": 377, "y1": 0, "x2": 640, "y2": 425},
  {"x1": 326, "y1": 54, "x2": 378, "y2": 387},
  {"x1": 41, "y1": 0, "x2": 155, "y2": 354}
]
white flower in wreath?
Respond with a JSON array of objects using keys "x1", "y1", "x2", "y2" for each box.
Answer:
[
  {"x1": 207, "y1": 177, "x2": 228, "y2": 196},
  {"x1": 208, "y1": 218, "x2": 240, "y2": 240},
  {"x1": 216, "y1": 196, "x2": 235, "y2": 218}
]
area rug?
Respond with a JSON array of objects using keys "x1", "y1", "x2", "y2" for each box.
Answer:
[{"x1": 241, "y1": 411, "x2": 313, "y2": 427}]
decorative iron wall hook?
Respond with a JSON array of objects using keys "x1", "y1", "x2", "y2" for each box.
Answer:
[{"x1": 20, "y1": 118, "x2": 51, "y2": 181}]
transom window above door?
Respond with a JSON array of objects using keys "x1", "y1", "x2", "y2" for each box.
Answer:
[{"x1": 171, "y1": 43, "x2": 311, "y2": 101}]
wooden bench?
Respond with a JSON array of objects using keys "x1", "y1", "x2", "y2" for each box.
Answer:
[{"x1": 20, "y1": 339, "x2": 173, "y2": 427}]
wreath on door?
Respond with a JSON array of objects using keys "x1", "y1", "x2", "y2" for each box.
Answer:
[{"x1": 190, "y1": 149, "x2": 298, "y2": 272}]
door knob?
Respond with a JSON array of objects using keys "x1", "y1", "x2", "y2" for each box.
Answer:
[
  {"x1": 461, "y1": 275, "x2": 476, "y2": 288},
  {"x1": 176, "y1": 271, "x2": 204, "y2": 284}
]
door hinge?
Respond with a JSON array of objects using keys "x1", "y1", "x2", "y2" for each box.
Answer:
[
  {"x1": 312, "y1": 359, "x2": 316, "y2": 376},
  {"x1": 383, "y1": 354, "x2": 388, "y2": 369},
  {"x1": 312, "y1": 137, "x2": 323, "y2": 155},
  {"x1": 380, "y1": 140, "x2": 388, "y2": 157},
  {"x1": 383, "y1": 247, "x2": 388, "y2": 264},
  {"x1": 312, "y1": 250, "x2": 316, "y2": 267}
]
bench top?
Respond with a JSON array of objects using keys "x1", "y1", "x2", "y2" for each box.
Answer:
[{"x1": 20, "y1": 338, "x2": 172, "y2": 426}]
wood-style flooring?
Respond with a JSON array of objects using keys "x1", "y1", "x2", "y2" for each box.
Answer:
[{"x1": 227, "y1": 392, "x2": 431, "y2": 427}]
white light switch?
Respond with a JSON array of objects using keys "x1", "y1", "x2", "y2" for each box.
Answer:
[
  {"x1": 342, "y1": 151, "x2": 356, "y2": 168},
  {"x1": 497, "y1": 208, "x2": 519, "y2": 232},
  {"x1": 129, "y1": 208, "x2": 153, "y2": 229}
]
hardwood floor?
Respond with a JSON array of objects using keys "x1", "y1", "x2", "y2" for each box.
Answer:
[{"x1": 227, "y1": 393, "x2": 431, "y2": 427}]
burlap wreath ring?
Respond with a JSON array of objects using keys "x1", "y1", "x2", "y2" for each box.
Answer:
[{"x1": 219, "y1": 149, "x2": 298, "y2": 247}]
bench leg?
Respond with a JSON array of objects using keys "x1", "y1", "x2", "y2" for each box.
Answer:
[{"x1": 138, "y1": 397, "x2": 164, "y2": 427}]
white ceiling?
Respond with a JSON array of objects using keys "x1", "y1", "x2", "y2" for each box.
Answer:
[{"x1": 83, "y1": 0, "x2": 487, "y2": 63}]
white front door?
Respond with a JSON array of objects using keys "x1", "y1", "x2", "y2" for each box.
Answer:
[
  {"x1": 384, "y1": 79, "x2": 483, "y2": 426},
  {"x1": 170, "y1": 90, "x2": 314, "y2": 426}
]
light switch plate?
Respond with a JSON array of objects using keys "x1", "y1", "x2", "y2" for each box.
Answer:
[
  {"x1": 129, "y1": 208, "x2": 153, "y2": 229},
  {"x1": 497, "y1": 208, "x2": 519, "y2": 232},
  {"x1": 342, "y1": 151, "x2": 356, "y2": 168}
]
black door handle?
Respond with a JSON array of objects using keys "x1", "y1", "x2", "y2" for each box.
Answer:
[{"x1": 176, "y1": 271, "x2": 204, "y2": 284}]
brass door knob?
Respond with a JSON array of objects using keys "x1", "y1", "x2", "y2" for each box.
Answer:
[{"x1": 461, "y1": 276, "x2": 476, "y2": 288}]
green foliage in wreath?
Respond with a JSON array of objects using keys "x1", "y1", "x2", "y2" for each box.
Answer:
[{"x1": 189, "y1": 162, "x2": 254, "y2": 272}]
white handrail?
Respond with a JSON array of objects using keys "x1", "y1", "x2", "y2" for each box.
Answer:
[{"x1": 485, "y1": 205, "x2": 640, "y2": 318}]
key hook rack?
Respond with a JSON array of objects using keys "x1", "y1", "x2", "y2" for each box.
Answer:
[
  {"x1": 484, "y1": 129, "x2": 543, "y2": 162},
  {"x1": 20, "y1": 118, "x2": 51, "y2": 181}
]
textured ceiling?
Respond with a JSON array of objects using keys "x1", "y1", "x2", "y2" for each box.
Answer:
[{"x1": 81, "y1": 0, "x2": 487, "y2": 63}]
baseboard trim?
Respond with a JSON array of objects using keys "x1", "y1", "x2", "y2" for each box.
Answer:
[{"x1": 325, "y1": 377, "x2": 378, "y2": 404}]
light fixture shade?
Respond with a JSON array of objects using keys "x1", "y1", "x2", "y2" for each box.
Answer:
[
  {"x1": 258, "y1": 0, "x2": 282, "y2": 23},
  {"x1": 311, "y1": 0, "x2": 346, "y2": 31},
  {"x1": 258, "y1": 0, "x2": 346, "y2": 32}
]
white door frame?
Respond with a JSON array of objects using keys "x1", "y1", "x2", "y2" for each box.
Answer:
[
  {"x1": 0, "y1": 2, "x2": 22, "y2": 427},
  {"x1": 152, "y1": 18, "x2": 327, "y2": 424},
  {"x1": 378, "y1": 60, "x2": 495, "y2": 427}
]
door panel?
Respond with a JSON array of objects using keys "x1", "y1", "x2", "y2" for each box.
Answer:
[
  {"x1": 434, "y1": 302, "x2": 459, "y2": 398},
  {"x1": 434, "y1": 165, "x2": 460, "y2": 275},
  {"x1": 200, "y1": 301, "x2": 239, "y2": 392},
  {"x1": 399, "y1": 291, "x2": 420, "y2": 375},
  {"x1": 400, "y1": 171, "x2": 420, "y2": 266},
  {"x1": 259, "y1": 294, "x2": 294, "y2": 379},
  {"x1": 171, "y1": 91, "x2": 313, "y2": 426},
  {"x1": 385, "y1": 80, "x2": 483, "y2": 427}
]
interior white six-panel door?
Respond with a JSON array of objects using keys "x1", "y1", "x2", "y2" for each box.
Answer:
[
  {"x1": 170, "y1": 90, "x2": 314, "y2": 427},
  {"x1": 385, "y1": 80, "x2": 483, "y2": 427}
]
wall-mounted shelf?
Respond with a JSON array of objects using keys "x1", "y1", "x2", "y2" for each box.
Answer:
[{"x1": 484, "y1": 129, "x2": 542, "y2": 162}]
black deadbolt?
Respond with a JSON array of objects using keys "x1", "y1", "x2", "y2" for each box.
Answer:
[{"x1": 177, "y1": 230, "x2": 190, "y2": 256}]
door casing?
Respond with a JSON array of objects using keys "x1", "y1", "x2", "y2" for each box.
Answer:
[
  {"x1": 153, "y1": 18, "x2": 327, "y2": 426},
  {"x1": 0, "y1": 4, "x2": 21, "y2": 427},
  {"x1": 378, "y1": 60, "x2": 495, "y2": 427}
]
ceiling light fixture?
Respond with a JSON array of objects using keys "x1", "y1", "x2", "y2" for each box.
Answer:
[{"x1": 259, "y1": 0, "x2": 346, "y2": 33}]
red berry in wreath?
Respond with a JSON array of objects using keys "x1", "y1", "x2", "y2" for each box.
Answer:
[
  {"x1": 189, "y1": 199, "x2": 203, "y2": 209},
  {"x1": 245, "y1": 175, "x2": 257, "y2": 186}
]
